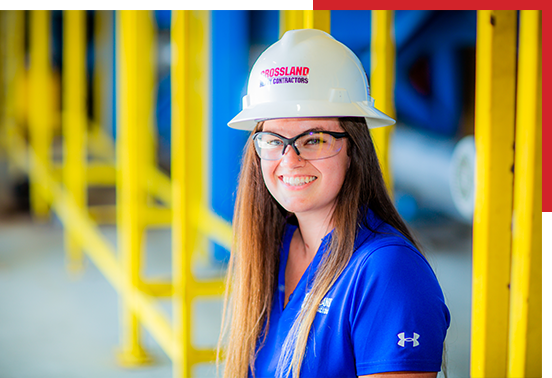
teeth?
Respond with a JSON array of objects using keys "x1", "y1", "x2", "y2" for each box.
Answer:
[{"x1": 282, "y1": 176, "x2": 317, "y2": 186}]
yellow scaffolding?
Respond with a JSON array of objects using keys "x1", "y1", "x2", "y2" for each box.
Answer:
[
  {"x1": 507, "y1": 10, "x2": 542, "y2": 377},
  {"x1": 370, "y1": 10, "x2": 396, "y2": 193},
  {"x1": 0, "y1": 9, "x2": 542, "y2": 378},
  {"x1": 471, "y1": 10, "x2": 542, "y2": 377}
]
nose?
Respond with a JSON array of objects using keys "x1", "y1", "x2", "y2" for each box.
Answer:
[{"x1": 280, "y1": 145, "x2": 305, "y2": 167}]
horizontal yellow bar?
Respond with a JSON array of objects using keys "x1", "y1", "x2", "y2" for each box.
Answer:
[
  {"x1": 87, "y1": 163, "x2": 116, "y2": 185},
  {"x1": 197, "y1": 207, "x2": 233, "y2": 251},
  {"x1": 144, "y1": 206, "x2": 172, "y2": 227},
  {"x1": 88, "y1": 204, "x2": 117, "y2": 224},
  {"x1": 192, "y1": 278, "x2": 226, "y2": 297},
  {"x1": 139, "y1": 280, "x2": 173, "y2": 297},
  {"x1": 136, "y1": 277, "x2": 224, "y2": 299},
  {"x1": 189, "y1": 347, "x2": 217, "y2": 365}
]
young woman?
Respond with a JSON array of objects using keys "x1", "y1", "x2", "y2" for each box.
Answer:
[{"x1": 218, "y1": 29, "x2": 450, "y2": 378}]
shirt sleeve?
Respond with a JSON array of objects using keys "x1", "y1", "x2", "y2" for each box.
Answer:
[{"x1": 349, "y1": 241, "x2": 450, "y2": 375}]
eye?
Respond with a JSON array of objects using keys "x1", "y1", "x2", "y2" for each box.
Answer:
[
  {"x1": 258, "y1": 136, "x2": 283, "y2": 148},
  {"x1": 304, "y1": 137, "x2": 324, "y2": 145},
  {"x1": 266, "y1": 138, "x2": 283, "y2": 146}
]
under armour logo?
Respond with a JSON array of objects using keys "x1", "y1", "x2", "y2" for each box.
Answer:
[{"x1": 397, "y1": 332, "x2": 420, "y2": 347}]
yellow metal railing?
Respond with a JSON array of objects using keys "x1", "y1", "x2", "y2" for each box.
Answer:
[
  {"x1": 471, "y1": 10, "x2": 542, "y2": 377},
  {"x1": 279, "y1": 10, "x2": 330, "y2": 36},
  {"x1": 63, "y1": 10, "x2": 87, "y2": 272},
  {"x1": 29, "y1": 10, "x2": 54, "y2": 219},
  {"x1": 507, "y1": 10, "x2": 542, "y2": 377},
  {"x1": 370, "y1": 10, "x2": 396, "y2": 192},
  {"x1": 1, "y1": 9, "x2": 231, "y2": 377}
]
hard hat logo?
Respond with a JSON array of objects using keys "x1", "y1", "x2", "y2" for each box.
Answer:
[
  {"x1": 228, "y1": 29, "x2": 396, "y2": 131},
  {"x1": 260, "y1": 66, "x2": 310, "y2": 87}
]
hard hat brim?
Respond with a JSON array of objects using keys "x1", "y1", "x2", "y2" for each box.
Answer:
[{"x1": 227, "y1": 100, "x2": 396, "y2": 131}]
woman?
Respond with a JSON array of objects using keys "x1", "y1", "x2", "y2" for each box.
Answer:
[{"x1": 218, "y1": 29, "x2": 450, "y2": 378}]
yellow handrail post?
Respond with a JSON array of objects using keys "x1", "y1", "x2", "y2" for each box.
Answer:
[
  {"x1": 280, "y1": 10, "x2": 330, "y2": 36},
  {"x1": 2, "y1": 10, "x2": 26, "y2": 175},
  {"x1": 141, "y1": 11, "x2": 159, "y2": 201},
  {"x1": 171, "y1": 11, "x2": 191, "y2": 376},
  {"x1": 63, "y1": 10, "x2": 88, "y2": 273},
  {"x1": 29, "y1": 10, "x2": 53, "y2": 219},
  {"x1": 171, "y1": 10, "x2": 210, "y2": 377},
  {"x1": 90, "y1": 10, "x2": 116, "y2": 163},
  {"x1": 471, "y1": 10, "x2": 517, "y2": 377},
  {"x1": 507, "y1": 10, "x2": 542, "y2": 377},
  {"x1": 370, "y1": 10, "x2": 396, "y2": 194},
  {"x1": 117, "y1": 10, "x2": 152, "y2": 366}
]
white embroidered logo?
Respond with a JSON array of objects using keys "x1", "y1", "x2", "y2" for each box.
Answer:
[
  {"x1": 302, "y1": 293, "x2": 333, "y2": 314},
  {"x1": 397, "y1": 332, "x2": 420, "y2": 347},
  {"x1": 317, "y1": 298, "x2": 333, "y2": 314}
]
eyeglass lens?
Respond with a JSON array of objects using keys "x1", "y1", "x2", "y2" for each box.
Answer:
[{"x1": 254, "y1": 132, "x2": 345, "y2": 161}]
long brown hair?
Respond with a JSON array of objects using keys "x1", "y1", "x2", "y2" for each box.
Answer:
[{"x1": 218, "y1": 117, "x2": 421, "y2": 378}]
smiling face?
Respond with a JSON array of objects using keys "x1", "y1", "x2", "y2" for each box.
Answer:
[{"x1": 259, "y1": 118, "x2": 350, "y2": 221}]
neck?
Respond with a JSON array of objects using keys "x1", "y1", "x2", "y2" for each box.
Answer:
[{"x1": 293, "y1": 206, "x2": 335, "y2": 261}]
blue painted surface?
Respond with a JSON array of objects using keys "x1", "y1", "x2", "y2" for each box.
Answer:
[
  {"x1": 210, "y1": 11, "x2": 252, "y2": 264},
  {"x1": 330, "y1": 10, "x2": 476, "y2": 137}
]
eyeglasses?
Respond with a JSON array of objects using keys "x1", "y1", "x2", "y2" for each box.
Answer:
[{"x1": 252, "y1": 130, "x2": 349, "y2": 161}]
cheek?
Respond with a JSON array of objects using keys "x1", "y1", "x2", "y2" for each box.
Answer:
[{"x1": 260, "y1": 161, "x2": 278, "y2": 189}]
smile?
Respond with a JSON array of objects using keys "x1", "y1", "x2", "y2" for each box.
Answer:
[{"x1": 280, "y1": 176, "x2": 317, "y2": 187}]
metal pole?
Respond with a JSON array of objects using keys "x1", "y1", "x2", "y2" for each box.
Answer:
[
  {"x1": 370, "y1": 10, "x2": 396, "y2": 194},
  {"x1": 171, "y1": 10, "x2": 211, "y2": 377},
  {"x1": 29, "y1": 10, "x2": 53, "y2": 219},
  {"x1": 470, "y1": 10, "x2": 517, "y2": 377},
  {"x1": 507, "y1": 10, "x2": 542, "y2": 377},
  {"x1": 280, "y1": 10, "x2": 330, "y2": 37},
  {"x1": 116, "y1": 10, "x2": 151, "y2": 366},
  {"x1": 63, "y1": 10, "x2": 87, "y2": 273},
  {"x1": 171, "y1": 10, "x2": 193, "y2": 378},
  {"x1": 2, "y1": 11, "x2": 26, "y2": 171}
]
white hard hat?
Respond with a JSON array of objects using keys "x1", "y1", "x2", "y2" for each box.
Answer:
[{"x1": 228, "y1": 28, "x2": 396, "y2": 130}]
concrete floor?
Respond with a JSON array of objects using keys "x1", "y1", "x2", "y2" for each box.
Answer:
[{"x1": 0, "y1": 211, "x2": 472, "y2": 378}]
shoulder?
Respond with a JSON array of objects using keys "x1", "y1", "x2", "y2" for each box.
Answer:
[
  {"x1": 350, "y1": 222, "x2": 429, "y2": 274},
  {"x1": 344, "y1": 220, "x2": 447, "y2": 320}
]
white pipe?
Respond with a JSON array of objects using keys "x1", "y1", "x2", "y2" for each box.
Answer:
[{"x1": 391, "y1": 124, "x2": 475, "y2": 224}]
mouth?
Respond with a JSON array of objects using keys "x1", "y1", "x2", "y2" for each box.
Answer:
[{"x1": 280, "y1": 175, "x2": 317, "y2": 187}]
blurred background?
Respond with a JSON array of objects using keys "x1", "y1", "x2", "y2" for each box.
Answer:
[{"x1": 0, "y1": 9, "x2": 486, "y2": 378}]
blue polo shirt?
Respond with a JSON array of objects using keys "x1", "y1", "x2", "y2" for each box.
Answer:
[{"x1": 252, "y1": 210, "x2": 450, "y2": 377}]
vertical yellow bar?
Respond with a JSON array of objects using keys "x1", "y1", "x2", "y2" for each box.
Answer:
[
  {"x1": 471, "y1": 10, "x2": 517, "y2": 377},
  {"x1": 4, "y1": 10, "x2": 26, "y2": 156},
  {"x1": 370, "y1": 10, "x2": 396, "y2": 193},
  {"x1": 142, "y1": 11, "x2": 158, "y2": 193},
  {"x1": 171, "y1": 11, "x2": 191, "y2": 377},
  {"x1": 0, "y1": 10, "x2": 8, "y2": 149},
  {"x1": 171, "y1": 10, "x2": 209, "y2": 378},
  {"x1": 63, "y1": 10, "x2": 87, "y2": 273},
  {"x1": 507, "y1": 10, "x2": 542, "y2": 378},
  {"x1": 29, "y1": 10, "x2": 52, "y2": 219},
  {"x1": 280, "y1": 10, "x2": 330, "y2": 36},
  {"x1": 116, "y1": 10, "x2": 151, "y2": 366}
]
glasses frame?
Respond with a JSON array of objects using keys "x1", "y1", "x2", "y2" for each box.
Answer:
[{"x1": 252, "y1": 130, "x2": 349, "y2": 161}]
